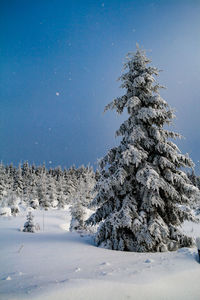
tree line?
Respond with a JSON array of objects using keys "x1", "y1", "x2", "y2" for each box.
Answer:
[{"x1": 0, "y1": 161, "x2": 97, "y2": 215}]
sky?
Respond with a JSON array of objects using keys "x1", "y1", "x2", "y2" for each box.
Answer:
[{"x1": 0, "y1": 0, "x2": 200, "y2": 171}]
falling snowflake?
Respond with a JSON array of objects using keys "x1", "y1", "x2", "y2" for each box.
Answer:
[{"x1": 56, "y1": 92, "x2": 60, "y2": 96}]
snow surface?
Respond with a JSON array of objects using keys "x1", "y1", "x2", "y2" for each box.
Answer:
[{"x1": 0, "y1": 209, "x2": 200, "y2": 300}]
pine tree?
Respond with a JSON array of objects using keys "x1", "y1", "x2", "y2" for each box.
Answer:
[
  {"x1": 187, "y1": 170, "x2": 200, "y2": 213},
  {"x1": 37, "y1": 172, "x2": 51, "y2": 209},
  {"x1": 23, "y1": 211, "x2": 40, "y2": 233},
  {"x1": 70, "y1": 168, "x2": 96, "y2": 232},
  {"x1": 70, "y1": 192, "x2": 87, "y2": 232},
  {"x1": 5, "y1": 164, "x2": 14, "y2": 194},
  {"x1": 63, "y1": 169, "x2": 77, "y2": 204},
  {"x1": 0, "y1": 163, "x2": 7, "y2": 203},
  {"x1": 13, "y1": 164, "x2": 24, "y2": 199},
  {"x1": 7, "y1": 191, "x2": 20, "y2": 215},
  {"x1": 57, "y1": 191, "x2": 67, "y2": 209},
  {"x1": 46, "y1": 175, "x2": 58, "y2": 208},
  {"x1": 29, "y1": 196, "x2": 40, "y2": 210},
  {"x1": 55, "y1": 175, "x2": 65, "y2": 208},
  {"x1": 87, "y1": 46, "x2": 198, "y2": 252}
]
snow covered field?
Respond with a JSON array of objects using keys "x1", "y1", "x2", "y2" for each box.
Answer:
[{"x1": 0, "y1": 208, "x2": 200, "y2": 300}]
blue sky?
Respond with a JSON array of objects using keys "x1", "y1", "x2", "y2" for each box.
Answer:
[{"x1": 0, "y1": 0, "x2": 200, "y2": 171}]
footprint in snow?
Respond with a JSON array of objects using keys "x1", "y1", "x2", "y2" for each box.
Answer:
[
  {"x1": 75, "y1": 267, "x2": 81, "y2": 272},
  {"x1": 100, "y1": 271, "x2": 112, "y2": 276},
  {"x1": 100, "y1": 262, "x2": 111, "y2": 266},
  {"x1": 144, "y1": 259, "x2": 154, "y2": 263},
  {"x1": 59, "y1": 278, "x2": 69, "y2": 283}
]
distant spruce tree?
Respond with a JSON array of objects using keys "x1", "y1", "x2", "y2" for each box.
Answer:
[
  {"x1": 70, "y1": 167, "x2": 96, "y2": 231},
  {"x1": 13, "y1": 164, "x2": 23, "y2": 198},
  {"x1": 187, "y1": 170, "x2": 200, "y2": 212},
  {"x1": 70, "y1": 185, "x2": 87, "y2": 232},
  {"x1": 0, "y1": 163, "x2": 6, "y2": 203},
  {"x1": 37, "y1": 172, "x2": 51, "y2": 209},
  {"x1": 87, "y1": 46, "x2": 198, "y2": 252},
  {"x1": 7, "y1": 191, "x2": 20, "y2": 215}
]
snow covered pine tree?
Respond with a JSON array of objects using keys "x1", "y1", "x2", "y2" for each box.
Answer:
[
  {"x1": 23, "y1": 212, "x2": 40, "y2": 233},
  {"x1": 87, "y1": 46, "x2": 198, "y2": 252},
  {"x1": 70, "y1": 168, "x2": 96, "y2": 232}
]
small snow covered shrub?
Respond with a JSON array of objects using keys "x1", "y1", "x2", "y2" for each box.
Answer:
[
  {"x1": 87, "y1": 46, "x2": 198, "y2": 252},
  {"x1": 23, "y1": 212, "x2": 40, "y2": 233}
]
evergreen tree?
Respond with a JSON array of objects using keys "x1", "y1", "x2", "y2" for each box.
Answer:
[
  {"x1": 13, "y1": 164, "x2": 24, "y2": 199},
  {"x1": 5, "y1": 163, "x2": 15, "y2": 193},
  {"x1": 70, "y1": 168, "x2": 96, "y2": 231},
  {"x1": 56, "y1": 175, "x2": 67, "y2": 209},
  {"x1": 46, "y1": 175, "x2": 58, "y2": 208},
  {"x1": 7, "y1": 191, "x2": 20, "y2": 215},
  {"x1": 36, "y1": 171, "x2": 51, "y2": 209},
  {"x1": 87, "y1": 47, "x2": 198, "y2": 252},
  {"x1": 187, "y1": 170, "x2": 200, "y2": 190},
  {"x1": 21, "y1": 161, "x2": 32, "y2": 202},
  {"x1": 70, "y1": 190, "x2": 87, "y2": 231},
  {"x1": 63, "y1": 170, "x2": 77, "y2": 204},
  {"x1": 57, "y1": 191, "x2": 67, "y2": 209},
  {"x1": 187, "y1": 170, "x2": 200, "y2": 212},
  {"x1": 29, "y1": 197, "x2": 40, "y2": 210},
  {"x1": 0, "y1": 163, "x2": 7, "y2": 203},
  {"x1": 23, "y1": 211, "x2": 40, "y2": 233}
]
